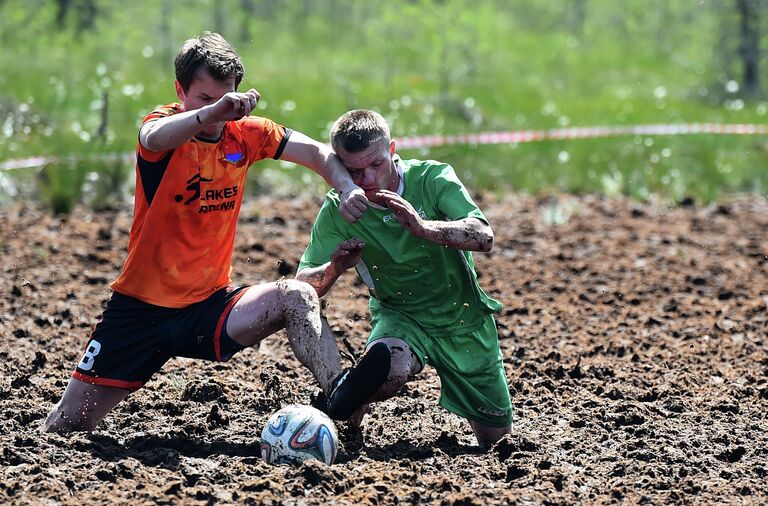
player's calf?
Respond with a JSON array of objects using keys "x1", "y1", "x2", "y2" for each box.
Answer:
[
  {"x1": 43, "y1": 403, "x2": 96, "y2": 433},
  {"x1": 42, "y1": 378, "x2": 130, "y2": 434},
  {"x1": 470, "y1": 420, "x2": 512, "y2": 449}
]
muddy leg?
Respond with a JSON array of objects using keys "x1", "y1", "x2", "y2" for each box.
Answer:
[
  {"x1": 469, "y1": 420, "x2": 511, "y2": 449},
  {"x1": 226, "y1": 279, "x2": 342, "y2": 394},
  {"x1": 337, "y1": 338, "x2": 420, "y2": 425},
  {"x1": 43, "y1": 377, "x2": 130, "y2": 433},
  {"x1": 367, "y1": 337, "x2": 422, "y2": 402}
]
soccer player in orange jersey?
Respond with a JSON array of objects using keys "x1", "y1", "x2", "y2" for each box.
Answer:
[{"x1": 43, "y1": 32, "x2": 369, "y2": 433}]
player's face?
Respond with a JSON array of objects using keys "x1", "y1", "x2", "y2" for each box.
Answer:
[
  {"x1": 337, "y1": 140, "x2": 398, "y2": 195},
  {"x1": 175, "y1": 70, "x2": 235, "y2": 139}
]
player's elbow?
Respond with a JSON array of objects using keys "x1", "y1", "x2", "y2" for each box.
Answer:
[
  {"x1": 141, "y1": 138, "x2": 160, "y2": 153},
  {"x1": 479, "y1": 228, "x2": 494, "y2": 252},
  {"x1": 139, "y1": 125, "x2": 162, "y2": 152}
]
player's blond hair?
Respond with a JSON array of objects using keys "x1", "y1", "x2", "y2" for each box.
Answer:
[{"x1": 330, "y1": 109, "x2": 391, "y2": 153}]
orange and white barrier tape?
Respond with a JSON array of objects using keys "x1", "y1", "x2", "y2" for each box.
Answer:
[
  {"x1": 395, "y1": 123, "x2": 768, "y2": 149},
  {"x1": 2, "y1": 123, "x2": 767, "y2": 170}
]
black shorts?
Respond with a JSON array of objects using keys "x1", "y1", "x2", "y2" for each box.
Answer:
[{"x1": 72, "y1": 285, "x2": 249, "y2": 390}]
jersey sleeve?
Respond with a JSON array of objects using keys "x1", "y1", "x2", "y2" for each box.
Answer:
[
  {"x1": 240, "y1": 117, "x2": 292, "y2": 166},
  {"x1": 431, "y1": 164, "x2": 489, "y2": 224},
  {"x1": 298, "y1": 196, "x2": 348, "y2": 270},
  {"x1": 137, "y1": 103, "x2": 183, "y2": 162}
]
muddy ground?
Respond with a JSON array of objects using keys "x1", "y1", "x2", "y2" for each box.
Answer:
[{"x1": 1, "y1": 192, "x2": 767, "y2": 505}]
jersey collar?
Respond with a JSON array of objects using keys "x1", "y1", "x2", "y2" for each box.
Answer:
[{"x1": 394, "y1": 155, "x2": 405, "y2": 194}]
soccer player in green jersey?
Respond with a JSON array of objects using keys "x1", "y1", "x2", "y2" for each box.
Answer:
[{"x1": 296, "y1": 109, "x2": 512, "y2": 448}]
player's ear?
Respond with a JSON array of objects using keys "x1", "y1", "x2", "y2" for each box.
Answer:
[
  {"x1": 388, "y1": 139, "x2": 396, "y2": 156},
  {"x1": 174, "y1": 80, "x2": 186, "y2": 102}
]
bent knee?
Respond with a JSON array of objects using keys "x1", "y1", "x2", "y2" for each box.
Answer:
[
  {"x1": 379, "y1": 339, "x2": 420, "y2": 380},
  {"x1": 369, "y1": 343, "x2": 416, "y2": 401},
  {"x1": 277, "y1": 279, "x2": 319, "y2": 307}
]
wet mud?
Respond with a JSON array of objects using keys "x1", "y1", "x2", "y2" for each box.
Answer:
[{"x1": 1, "y1": 193, "x2": 767, "y2": 504}]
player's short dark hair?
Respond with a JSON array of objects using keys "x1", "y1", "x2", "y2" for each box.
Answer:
[
  {"x1": 174, "y1": 31, "x2": 244, "y2": 92},
  {"x1": 330, "y1": 109, "x2": 391, "y2": 153}
]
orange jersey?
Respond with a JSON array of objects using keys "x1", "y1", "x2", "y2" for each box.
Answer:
[{"x1": 111, "y1": 103, "x2": 291, "y2": 308}]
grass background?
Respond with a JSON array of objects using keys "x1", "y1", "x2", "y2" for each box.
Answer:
[{"x1": 1, "y1": 0, "x2": 768, "y2": 211}]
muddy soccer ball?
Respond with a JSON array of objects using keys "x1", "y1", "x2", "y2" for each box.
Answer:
[{"x1": 260, "y1": 404, "x2": 339, "y2": 465}]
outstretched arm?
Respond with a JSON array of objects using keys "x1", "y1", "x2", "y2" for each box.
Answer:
[
  {"x1": 296, "y1": 239, "x2": 365, "y2": 297},
  {"x1": 280, "y1": 132, "x2": 368, "y2": 223},
  {"x1": 372, "y1": 189, "x2": 494, "y2": 252},
  {"x1": 140, "y1": 89, "x2": 260, "y2": 151}
]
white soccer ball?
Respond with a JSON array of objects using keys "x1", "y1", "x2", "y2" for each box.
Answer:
[{"x1": 260, "y1": 404, "x2": 339, "y2": 465}]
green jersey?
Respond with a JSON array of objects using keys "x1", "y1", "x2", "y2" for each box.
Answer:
[{"x1": 299, "y1": 158, "x2": 502, "y2": 334}]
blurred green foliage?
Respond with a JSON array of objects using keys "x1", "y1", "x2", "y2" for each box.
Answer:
[
  {"x1": 37, "y1": 161, "x2": 88, "y2": 215},
  {"x1": 1, "y1": 0, "x2": 768, "y2": 211}
]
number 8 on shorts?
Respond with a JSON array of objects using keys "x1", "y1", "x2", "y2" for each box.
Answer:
[{"x1": 78, "y1": 340, "x2": 102, "y2": 371}]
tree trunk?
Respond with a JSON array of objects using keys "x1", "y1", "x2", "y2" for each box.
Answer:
[
  {"x1": 213, "y1": 0, "x2": 225, "y2": 35},
  {"x1": 94, "y1": 90, "x2": 108, "y2": 143},
  {"x1": 76, "y1": 0, "x2": 97, "y2": 31},
  {"x1": 736, "y1": 0, "x2": 762, "y2": 97},
  {"x1": 159, "y1": 0, "x2": 173, "y2": 66},
  {"x1": 239, "y1": 0, "x2": 255, "y2": 42},
  {"x1": 55, "y1": 0, "x2": 98, "y2": 32},
  {"x1": 55, "y1": 0, "x2": 71, "y2": 29},
  {"x1": 569, "y1": 0, "x2": 587, "y2": 35}
]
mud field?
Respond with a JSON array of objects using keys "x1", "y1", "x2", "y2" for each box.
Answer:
[{"x1": 1, "y1": 193, "x2": 767, "y2": 505}]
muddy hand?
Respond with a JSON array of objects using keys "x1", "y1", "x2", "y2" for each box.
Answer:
[
  {"x1": 371, "y1": 190, "x2": 424, "y2": 234},
  {"x1": 330, "y1": 238, "x2": 365, "y2": 272}
]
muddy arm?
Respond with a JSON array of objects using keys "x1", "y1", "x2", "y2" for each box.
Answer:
[
  {"x1": 296, "y1": 263, "x2": 343, "y2": 298},
  {"x1": 417, "y1": 217, "x2": 494, "y2": 252},
  {"x1": 297, "y1": 239, "x2": 365, "y2": 297},
  {"x1": 372, "y1": 190, "x2": 493, "y2": 252}
]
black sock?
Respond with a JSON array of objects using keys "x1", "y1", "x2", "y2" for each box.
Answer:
[{"x1": 327, "y1": 342, "x2": 391, "y2": 420}]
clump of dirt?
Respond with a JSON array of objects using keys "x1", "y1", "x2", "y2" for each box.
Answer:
[{"x1": 1, "y1": 193, "x2": 767, "y2": 504}]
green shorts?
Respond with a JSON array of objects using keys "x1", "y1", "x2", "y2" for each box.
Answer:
[{"x1": 368, "y1": 308, "x2": 512, "y2": 428}]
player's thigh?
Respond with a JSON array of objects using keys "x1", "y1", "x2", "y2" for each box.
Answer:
[
  {"x1": 226, "y1": 279, "x2": 317, "y2": 346},
  {"x1": 368, "y1": 307, "x2": 430, "y2": 375},
  {"x1": 73, "y1": 291, "x2": 177, "y2": 389}
]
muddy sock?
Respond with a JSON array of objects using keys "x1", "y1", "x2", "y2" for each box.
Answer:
[{"x1": 327, "y1": 342, "x2": 391, "y2": 420}]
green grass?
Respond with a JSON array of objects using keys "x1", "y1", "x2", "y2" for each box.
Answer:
[{"x1": 1, "y1": 0, "x2": 767, "y2": 212}]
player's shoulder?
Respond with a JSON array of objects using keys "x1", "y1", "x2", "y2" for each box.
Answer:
[
  {"x1": 233, "y1": 115, "x2": 281, "y2": 132},
  {"x1": 324, "y1": 189, "x2": 342, "y2": 207},
  {"x1": 152, "y1": 102, "x2": 182, "y2": 115},
  {"x1": 402, "y1": 158, "x2": 455, "y2": 180},
  {"x1": 143, "y1": 103, "x2": 182, "y2": 121},
  {"x1": 311, "y1": 190, "x2": 345, "y2": 228}
]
